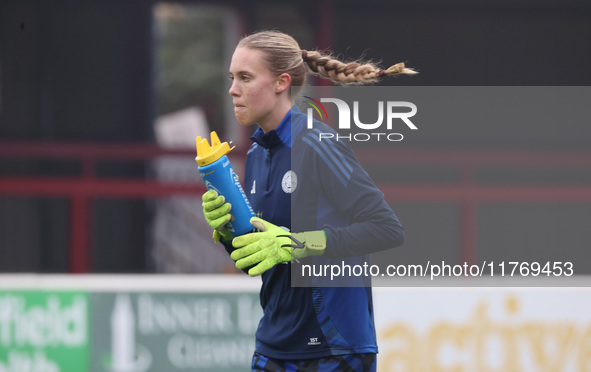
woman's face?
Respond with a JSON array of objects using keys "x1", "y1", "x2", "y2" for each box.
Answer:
[{"x1": 228, "y1": 47, "x2": 283, "y2": 129}]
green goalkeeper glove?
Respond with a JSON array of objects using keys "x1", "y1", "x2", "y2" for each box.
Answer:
[
  {"x1": 201, "y1": 190, "x2": 233, "y2": 243},
  {"x1": 231, "y1": 217, "x2": 326, "y2": 276}
]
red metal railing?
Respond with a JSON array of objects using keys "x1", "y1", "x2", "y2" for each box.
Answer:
[
  {"x1": 2, "y1": 140, "x2": 591, "y2": 272},
  {"x1": 0, "y1": 141, "x2": 206, "y2": 273}
]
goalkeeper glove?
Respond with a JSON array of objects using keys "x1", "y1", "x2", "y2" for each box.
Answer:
[
  {"x1": 231, "y1": 217, "x2": 326, "y2": 276},
  {"x1": 201, "y1": 190, "x2": 233, "y2": 243}
]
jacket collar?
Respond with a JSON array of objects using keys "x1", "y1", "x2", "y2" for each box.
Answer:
[{"x1": 250, "y1": 106, "x2": 299, "y2": 149}]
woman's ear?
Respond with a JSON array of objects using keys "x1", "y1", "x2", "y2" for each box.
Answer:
[{"x1": 276, "y1": 73, "x2": 292, "y2": 93}]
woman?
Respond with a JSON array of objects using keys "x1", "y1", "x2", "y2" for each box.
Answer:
[{"x1": 202, "y1": 30, "x2": 414, "y2": 372}]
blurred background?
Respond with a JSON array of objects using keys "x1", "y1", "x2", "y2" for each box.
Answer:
[
  {"x1": 1, "y1": 0, "x2": 590, "y2": 274},
  {"x1": 1, "y1": 1, "x2": 591, "y2": 372}
]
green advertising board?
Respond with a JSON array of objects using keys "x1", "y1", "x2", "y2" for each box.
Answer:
[
  {"x1": 0, "y1": 291, "x2": 89, "y2": 372},
  {"x1": 90, "y1": 292, "x2": 261, "y2": 372},
  {"x1": 0, "y1": 289, "x2": 261, "y2": 372}
]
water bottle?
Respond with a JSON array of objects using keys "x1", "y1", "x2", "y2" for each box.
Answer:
[{"x1": 195, "y1": 131, "x2": 255, "y2": 236}]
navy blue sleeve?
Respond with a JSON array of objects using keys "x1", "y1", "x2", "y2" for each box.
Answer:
[
  {"x1": 220, "y1": 239, "x2": 255, "y2": 275},
  {"x1": 302, "y1": 132, "x2": 405, "y2": 257},
  {"x1": 220, "y1": 239, "x2": 234, "y2": 255}
]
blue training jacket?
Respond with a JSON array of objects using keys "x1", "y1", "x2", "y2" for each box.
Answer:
[{"x1": 224, "y1": 105, "x2": 405, "y2": 360}]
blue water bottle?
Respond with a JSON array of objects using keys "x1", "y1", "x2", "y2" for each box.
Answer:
[{"x1": 195, "y1": 131, "x2": 255, "y2": 236}]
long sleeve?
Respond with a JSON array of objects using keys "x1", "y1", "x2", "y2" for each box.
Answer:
[{"x1": 299, "y1": 129, "x2": 405, "y2": 258}]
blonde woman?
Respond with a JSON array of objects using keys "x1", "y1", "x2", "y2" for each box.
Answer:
[{"x1": 201, "y1": 30, "x2": 415, "y2": 372}]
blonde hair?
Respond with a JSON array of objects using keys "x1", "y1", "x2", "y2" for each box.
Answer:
[{"x1": 237, "y1": 30, "x2": 417, "y2": 90}]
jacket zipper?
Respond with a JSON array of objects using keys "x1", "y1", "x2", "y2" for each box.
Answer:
[{"x1": 265, "y1": 148, "x2": 272, "y2": 191}]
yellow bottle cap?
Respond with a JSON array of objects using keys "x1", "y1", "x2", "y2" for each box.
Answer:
[{"x1": 195, "y1": 131, "x2": 234, "y2": 166}]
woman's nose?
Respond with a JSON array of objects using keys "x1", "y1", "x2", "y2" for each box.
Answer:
[{"x1": 229, "y1": 81, "x2": 240, "y2": 96}]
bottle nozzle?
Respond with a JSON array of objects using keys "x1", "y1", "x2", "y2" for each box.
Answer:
[
  {"x1": 195, "y1": 131, "x2": 234, "y2": 166},
  {"x1": 210, "y1": 131, "x2": 221, "y2": 147}
]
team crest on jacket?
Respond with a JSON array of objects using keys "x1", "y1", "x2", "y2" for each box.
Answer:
[{"x1": 282, "y1": 170, "x2": 297, "y2": 194}]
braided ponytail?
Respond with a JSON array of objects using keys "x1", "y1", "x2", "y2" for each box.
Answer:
[
  {"x1": 302, "y1": 49, "x2": 417, "y2": 85},
  {"x1": 238, "y1": 30, "x2": 416, "y2": 90}
]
